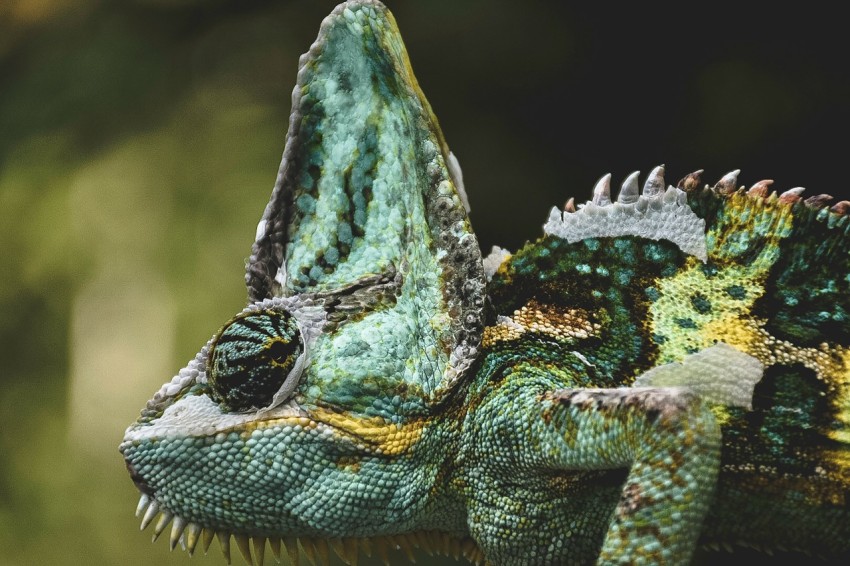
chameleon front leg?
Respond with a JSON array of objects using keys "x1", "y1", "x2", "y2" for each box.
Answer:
[
  {"x1": 541, "y1": 387, "x2": 721, "y2": 565},
  {"x1": 463, "y1": 372, "x2": 721, "y2": 565}
]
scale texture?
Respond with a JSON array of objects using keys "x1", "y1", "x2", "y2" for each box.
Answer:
[{"x1": 120, "y1": 2, "x2": 850, "y2": 564}]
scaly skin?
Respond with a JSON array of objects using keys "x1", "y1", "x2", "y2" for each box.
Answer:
[{"x1": 120, "y1": 1, "x2": 850, "y2": 564}]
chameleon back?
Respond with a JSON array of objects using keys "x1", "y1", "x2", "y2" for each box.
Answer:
[{"x1": 486, "y1": 175, "x2": 850, "y2": 556}]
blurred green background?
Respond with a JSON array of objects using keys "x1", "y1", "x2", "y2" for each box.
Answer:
[{"x1": 2, "y1": 1, "x2": 849, "y2": 564}]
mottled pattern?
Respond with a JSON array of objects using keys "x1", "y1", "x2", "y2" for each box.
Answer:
[
  {"x1": 121, "y1": 1, "x2": 850, "y2": 565},
  {"x1": 244, "y1": 0, "x2": 485, "y2": 419}
]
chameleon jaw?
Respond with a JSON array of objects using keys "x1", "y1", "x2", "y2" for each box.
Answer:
[
  {"x1": 120, "y1": 395, "x2": 461, "y2": 562},
  {"x1": 132, "y1": 492, "x2": 486, "y2": 565}
]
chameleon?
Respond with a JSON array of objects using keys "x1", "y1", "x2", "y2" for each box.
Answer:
[{"x1": 120, "y1": 1, "x2": 850, "y2": 564}]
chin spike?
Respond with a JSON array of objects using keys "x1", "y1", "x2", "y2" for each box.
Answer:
[
  {"x1": 392, "y1": 535, "x2": 416, "y2": 561},
  {"x1": 372, "y1": 537, "x2": 391, "y2": 565},
  {"x1": 169, "y1": 516, "x2": 187, "y2": 551},
  {"x1": 185, "y1": 523, "x2": 202, "y2": 555},
  {"x1": 298, "y1": 538, "x2": 317, "y2": 566},
  {"x1": 152, "y1": 510, "x2": 174, "y2": 542},
  {"x1": 252, "y1": 537, "x2": 266, "y2": 565},
  {"x1": 217, "y1": 531, "x2": 232, "y2": 565},
  {"x1": 268, "y1": 537, "x2": 281, "y2": 563},
  {"x1": 202, "y1": 528, "x2": 216, "y2": 554},
  {"x1": 344, "y1": 538, "x2": 360, "y2": 565},
  {"x1": 283, "y1": 536, "x2": 302, "y2": 566},
  {"x1": 414, "y1": 532, "x2": 434, "y2": 556},
  {"x1": 135, "y1": 494, "x2": 151, "y2": 517},
  {"x1": 234, "y1": 534, "x2": 253, "y2": 565},
  {"x1": 329, "y1": 538, "x2": 349, "y2": 563},
  {"x1": 140, "y1": 500, "x2": 160, "y2": 531}
]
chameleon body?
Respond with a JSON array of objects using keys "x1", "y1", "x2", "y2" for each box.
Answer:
[{"x1": 120, "y1": 1, "x2": 850, "y2": 564}]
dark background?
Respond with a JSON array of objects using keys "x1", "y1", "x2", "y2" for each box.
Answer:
[{"x1": 1, "y1": 1, "x2": 847, "y2": 564}]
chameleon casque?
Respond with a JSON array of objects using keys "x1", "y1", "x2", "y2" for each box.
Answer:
[{"x1": 120, "y1": 1, "x2": 850, "y2": 564}]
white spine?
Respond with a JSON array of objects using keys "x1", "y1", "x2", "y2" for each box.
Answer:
[{"x1": 543, "y1": 185, "x2": 707, "y2": 261}]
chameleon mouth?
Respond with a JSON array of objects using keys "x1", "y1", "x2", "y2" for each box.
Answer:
[{"x1": 133, "y1": 493, "x2": 485, "y2": 565}]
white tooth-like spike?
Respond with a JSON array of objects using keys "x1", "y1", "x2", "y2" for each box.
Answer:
[
  {"x1": 140, "y1": 500, "x2": 160, "y2": 531},
  {"x1": 779, "y1": 186, "x2": 806, "y2": 204},
  {"x1": 268, "y1": 538, "x2": 282, "y2": 563},
  {"x1": 185, "y1": 523, "x2": 203, "y2": 555},
  {"x1": 544, "y1": 171, "x2": 708, "y2": 262},
  {"x1": 135, "y1": 494, "x2": 151, "y2": 517},
  {"x1": 170, "y1": 516, "x2": 188, "y2": 551},
  {"x1": 677, "y1": 169, "x2": 704, "y2": 192},
  {"x1": 234, "y1": 534, "x2": 253, "y2": 565},
  {"x1": 591, "y1": 173, "x2": 612, "y2": 206},
  {"x1": 642, "y1": 165, "x2": 665, "y2": 197},
  {"x1": 329, "y1": 538, "x2": 346, "y2": 562},
  {"x1": 299, "y1": 537, "x2": 319, "y2": 566},
  {"x1": 152, "y1": 510, "x2": 174, "y2": 542},
  {"x1": 202, "y1": 528, "x2": 216, "y2": 554},
  {"x1": 714, "y1": 169, "x2": 740, "y2": 193},
  {"x1": 344, "y1": 538, "x2": 360, "y2": 565},
  {"x1": 618, "y1": 170, "x2": 640, "y2": 203},
  {"x1": 253, "y1": 536, "x2": 266, "y2": 565},
  {"x1": 217, "y1": 531, "x2": 233, "y2": 565}
]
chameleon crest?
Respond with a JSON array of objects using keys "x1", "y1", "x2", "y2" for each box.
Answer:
[{"x1": 122, "y1": 1, "x2": 850, "y2": 564}]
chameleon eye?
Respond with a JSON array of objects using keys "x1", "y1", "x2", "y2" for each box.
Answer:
[{"x1": 207, "y1": 310, "x2": 304, "y2": 412}]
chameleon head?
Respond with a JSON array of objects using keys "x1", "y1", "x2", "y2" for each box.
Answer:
[
  {"x1": 118, "y1": 298, "x2": 342, "y2": 542},
  {"x1": 119, "y1": 0, "x2": 485, "y2": 554},
  {"x1": 119, "y1": 294, "x2": 449, "y2": 548}
]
